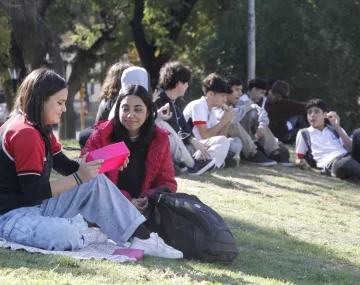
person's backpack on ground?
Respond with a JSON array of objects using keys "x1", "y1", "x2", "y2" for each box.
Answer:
[{"x1": 147, "y1": 187, "x2": 239, "y2": 264}]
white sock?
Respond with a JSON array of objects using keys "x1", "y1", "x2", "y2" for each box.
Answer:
[{"x1": 185, "y1": 158, "x2": 195, "y2": 168}]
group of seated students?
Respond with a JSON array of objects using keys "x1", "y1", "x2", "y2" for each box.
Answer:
[
  {"x1": 1, "y1": 62, "x2": 359, "y2": 260},
  {"x1": 81, "y1": 61, "x2": 299, "y2": 175}
]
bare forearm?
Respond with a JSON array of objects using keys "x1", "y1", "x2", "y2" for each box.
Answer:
[
  {"x1": 218, "y1": 121, "x2": 231, "y2": 136},
  {"x1": 336, "y1": 126, "x2": 352, "y2": 151},
  {"x1": 50, "y1": 175, "x2": 78, "y2": 197},
  {"x1": 200, "y1": 119, "x2": 230, "y2": 139}
]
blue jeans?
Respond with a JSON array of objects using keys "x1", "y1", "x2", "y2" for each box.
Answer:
[{"x1": 0, "y1": 174, "x2": 145, "y2": 251}]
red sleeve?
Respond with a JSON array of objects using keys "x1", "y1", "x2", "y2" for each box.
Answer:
[
  {"x1": 193, "y1": 121, "x2": 206, "y2": 125},
  {"x1": 50, "y1": 132, "x2": 62, "y2": 154},
  {"x1": 120, "y1": 190, "x2": 132, "y2": 201},
  {"x1": 81, "y1": 130, "x2": 102, "y2": 157},
  {"x1": 6, "y1": 128, "x2": 45, "y2": 175},
  {"x1": 140, "y1": 140, "x2": 177, "y2": 198}
]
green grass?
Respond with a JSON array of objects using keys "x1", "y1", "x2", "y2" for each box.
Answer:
[{"x1": 1, "y1": 142, "x2": 360, "y2": 284}]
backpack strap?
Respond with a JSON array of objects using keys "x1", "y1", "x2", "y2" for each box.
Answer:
[
  {"x1": 300, "y1": 128, "x2": 317, "y2": 168},
  {"x1": 300, "y1": 129, "x2": 312, "y2": 153},
  {"x1": 326, "y1": 124, "x2": 340, "y2": 139}
]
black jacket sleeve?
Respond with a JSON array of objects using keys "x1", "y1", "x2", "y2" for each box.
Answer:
[
  {"x1": 154, "y1": 92, "x2": 194, "y2": 145},
  {"x1": 18, "y1": 175, "x2": 52, "y2": 206},
  {"x1": 95, "y1": 97, "x2": 117, "y2": 124},
  {"x1": 53, "y1": 151, "x2": 80, "y2": 176}
]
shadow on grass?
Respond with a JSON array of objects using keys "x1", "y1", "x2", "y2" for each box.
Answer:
[
  {"x1": 185, "y1": 162, "x2": 360, "y2": 197},
  {"x1": 183, "y1": 165, "x2": 323, "y2": 197},
  {"x1": 139, "y1": 217, "x2": 360, "y2": 285},
  {"x1": 0, "y1": 248, "x2": 97, "y2": 276},
  {"x1": 0, "y1": 217, "x2": 359, "y2": 284},
  {"x1": 224, "y1": 218, "x2": 360, "y2": 285}
]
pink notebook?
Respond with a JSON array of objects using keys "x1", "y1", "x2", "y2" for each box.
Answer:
[
  {"x1": 112, "y1": 248, "x2": 144, "y2": 260},
  {"x1": 86, "y1": 142, "x2": 130, "y2": 174}
]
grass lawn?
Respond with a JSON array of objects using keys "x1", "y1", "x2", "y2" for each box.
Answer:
[{"x1": 0, "y1": 141, "x2": 359, "y2": 285}]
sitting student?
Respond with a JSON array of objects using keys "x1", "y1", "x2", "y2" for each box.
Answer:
[
  {"x1": 96, "y1": 63, "x2": 132, "y2": 123},
  {"x1": 215, "y1": 75, "x2": 277, "y2": 166},
  {"x1": 182, "y1": 73, "x2": 237, "y2": 167},
  {"x1": 107, "y1": 65, "x2": 215, "y2": 176},
  {"x1": 82, "y1": 85, "x2": 177, "y2": 213},
  {"x1": 236, "y1": 78, "x2": 292, "y2": 166},
  {"x1": 296, "y1": 99, "x2": 360, "y2": 179},
  {"x1": 79, "y1": 62, "x2": 131, "y2": 149},
  {"x1": 153, "y1": 61, "x2": 224, "y2": 170},
  {"x1": 108, "y1": 66, "x2": 152, "y2": 119},
  {"x1": 0, "y1": 68, "x2": 182, "y2": 259},
  {"x1": 266, "y1": 80, "x2": 307, "y2": 144}
]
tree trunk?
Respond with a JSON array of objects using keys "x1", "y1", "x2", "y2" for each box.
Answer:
[
  {"x1": 130, "y1": 0, "x2": 197, "y2": 89},
  {"x1": 59, "y1": 56, "x2": 94, "y2": 140},
  {"x1": 1, "y1": 79, "x2": 14, "y2": 111},
  {"x1": 9, "y1": 30, "x2": 26, "y2": 83},
  {"x1": 59, "y1": 31, "x2": 115, "y2": 139}
]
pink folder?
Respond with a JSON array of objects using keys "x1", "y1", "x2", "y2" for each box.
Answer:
[
  {"x1": 112, "y1": 248, "x2": 144, "y2": 260},
  {"x1": 86, "y1": 142, "x2": 130, "y2": 174}
]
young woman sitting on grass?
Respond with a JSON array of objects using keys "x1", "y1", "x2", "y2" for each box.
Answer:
[
  {"x1": 82, "y1": 84, "x2": 177, "y2": 214},
  {"x1": 0, "y1": 68, "x2": 182, "y2": 259}
]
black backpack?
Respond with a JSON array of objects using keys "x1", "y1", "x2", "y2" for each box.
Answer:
[
  {"x1": 147, "y1": 187, "x2": 239, "y2": 264},
  {"x1": 300, "y1": 124, "x2": 340, "y2": 169}
]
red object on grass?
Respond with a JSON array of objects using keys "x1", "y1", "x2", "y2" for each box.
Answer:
[
  {"x1": 86, "y1": 141, "x2": 130, "y2": 174},
  {"x1": 112, "y1": 248, "x2": 144, "y2": 260}
]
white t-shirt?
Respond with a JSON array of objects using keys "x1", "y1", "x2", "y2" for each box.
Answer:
[
  {"x1": 183, "y1": 96, "x2": 218, "y2": 140},
  {"x1": 296, "y1": 126, "x2": 349, "y2": 168}
]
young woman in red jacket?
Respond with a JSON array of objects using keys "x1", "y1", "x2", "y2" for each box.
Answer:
[
  {"x1": 0, "y1": 69, "x2": 182, "y2": 259},
  {"x1": 82, "y1": 84, "x2": 177, "y2": 214}
]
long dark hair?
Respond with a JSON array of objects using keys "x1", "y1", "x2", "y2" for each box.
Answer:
[
  {"x1": 111, "y1": 84, "x2": 157, "y2": 146},
  {"x1": 100, "y1": 62, "x2": 131, "y2": 99},
  {"x1": 12, "y1": 68, "x2": 67, "y2": 152}
]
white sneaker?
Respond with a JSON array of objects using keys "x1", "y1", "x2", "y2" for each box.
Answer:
[
  {"x1": 81, "y1": 227, "x2": 108, "y2": 247},
  {"x1": 129, "y1": 233, "x2": 183, "y2": 259}
]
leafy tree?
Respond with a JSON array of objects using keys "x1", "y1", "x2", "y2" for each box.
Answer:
[{"x1": 198, "y1": 0, "x2": 360, "y2": 131}]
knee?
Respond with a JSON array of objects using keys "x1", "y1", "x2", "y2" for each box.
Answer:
[
  {"x1": 218, "y1": 136, "x2": 230, "y2": 150},
  {"x1": 48, "y1": 230, "x2": 83, "y2": 251},
  {"x1": 36, "y1": 221, "x2": 83, "y2": 251},
  {"x1": 331, "y1": 163, "x2": 347, "y2": 179},
  {"x1": 79, "y1": 128, "x2": 94, "y2": 150},
  {"x1": 278, "y1": 142, "x2": 290, "y2": 160},
  {"x1": 352, "y1": 129, "x2": 360, "y2": 141},
  {"x1": 247, "y1": 109, "x2": 259, "y2": 121}
]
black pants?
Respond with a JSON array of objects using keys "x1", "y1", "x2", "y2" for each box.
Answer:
[
  {"x1": 331, "y1": 129, "x2": 360, "y2": 179},
  {"x1": 79, "y1": 127, "x2": 94, "y2": 150}
]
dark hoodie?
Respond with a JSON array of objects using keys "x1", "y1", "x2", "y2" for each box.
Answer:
[
  {"x1": 153, "y1": 89, "x2": 194, "y2": 145},
  {"x1": 265, "y1": 99, "x2": 306, "y2": 138}
]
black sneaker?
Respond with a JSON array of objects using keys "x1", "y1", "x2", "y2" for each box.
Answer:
[
  {"x1": 225, "y1": 158, "x2": 238, "y2": 168},
  {"x1": 178, "y1": 162, "x2": 188, "y2": 173},
  {"x1": 224, "y1": 151, "x2": 237, "y2": 168},
  {"x1": 243, "y1": 151, "x2": 277, "y2": 166},
  {"x1": 268, "y1": 150, "x2": 294, "y2": 167},
  {"x1": 188, "y1": 158, "x2": 216, "y2": 176}
]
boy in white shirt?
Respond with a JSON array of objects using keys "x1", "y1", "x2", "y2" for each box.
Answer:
[
  {"x1": 296, "y1": 99, "x2": 360, "y2": 179},
  {"x1": 214, "y1": 75, "x2": 277, "y2": 166},
  {"x1": 183, "y1": 73, "x2": 239, "y2": 168},
  {"x1": 235, "y1": 77, "x2": 292, "y2": 166}
]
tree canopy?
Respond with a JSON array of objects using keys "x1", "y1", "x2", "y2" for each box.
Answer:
[{"x1": 0, "y1": 0, "x2": 359, "y2": 136}]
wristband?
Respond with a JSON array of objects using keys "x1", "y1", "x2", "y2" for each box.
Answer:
[{"x1": 73, "y1": 172, "x2": 83, "y2": 185}]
